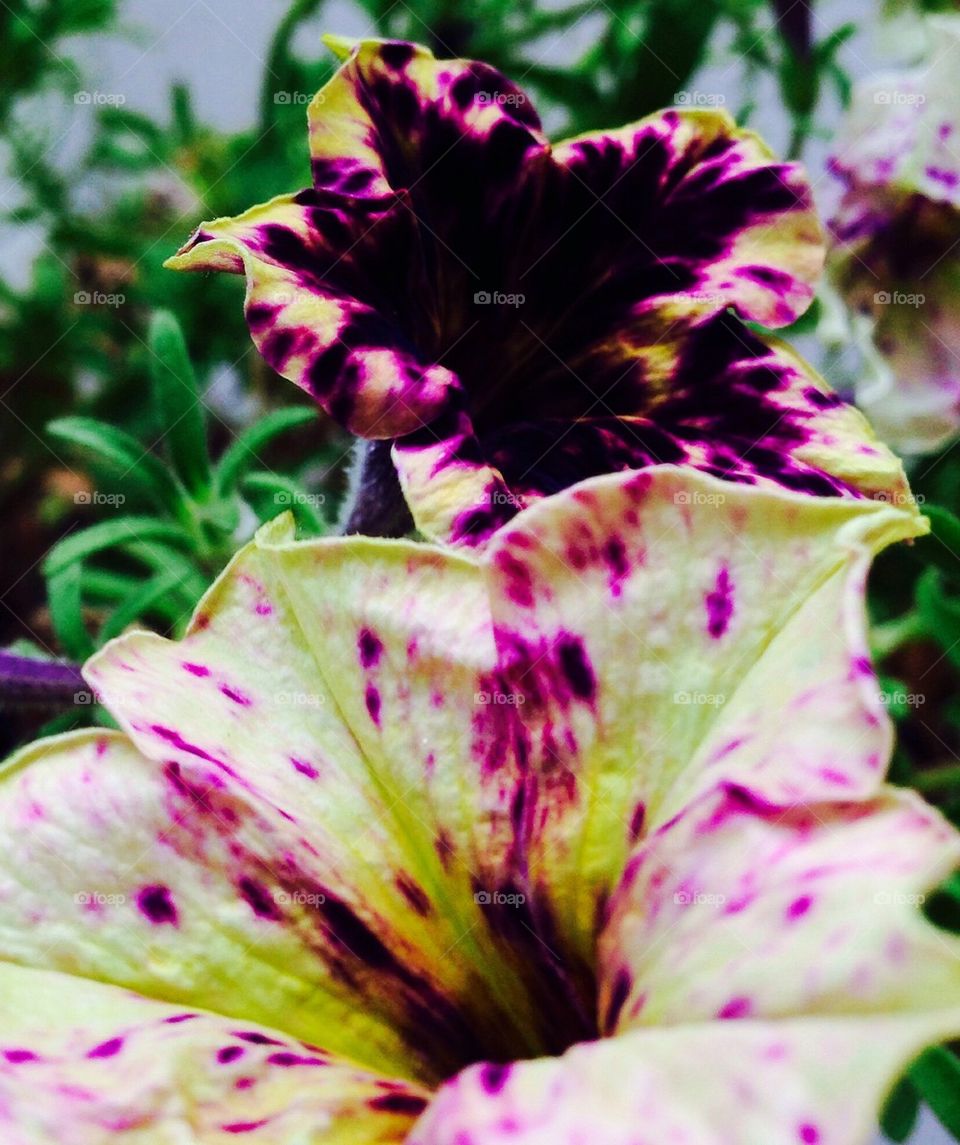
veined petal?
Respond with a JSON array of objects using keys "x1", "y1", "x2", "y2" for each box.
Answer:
[
  {"x1": 84, "y1": 516, "x2": 587, "y2": 1074},
  {"x1": 409, "y1": 1014, "x2": 960, "y2": 1145},
  {"x1": 548, "y1": 109, "x2": 824, "y2": 327},
  {"x1": 165, "y1": 191, "x2": 460, "y2": 438},
  {"x1": 481, "y1": 467, "x2": 923, "y2": 962},
  {"x1": 829, "y1": 15, "x2": 960, "y2": 209},
  {"x1": 600, "y1": 784, "x2": 960, "y2": 1033},
  {"x1": 395, "y1": 309, "x2": 912, "y2": 548},
  {"x1": 307, "y1": 39, "x2": 547, "y2": 199},
  {"x1": 0, "y1": 962, "x2": 427, "y2": 1143},
  {"x1": 0, "y1": 729, "x2": 430, "y2": 1080}
]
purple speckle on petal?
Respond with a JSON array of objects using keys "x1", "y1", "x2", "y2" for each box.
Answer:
[
  {"x1": 799, "y1": 1124, "x2": 820, "y2": 1144},
  {"x1": 717, "y1": 996, "x2": 752, "y2": 1019},
  {"x1": 365, "y1": 683, "x2": 382, "y2": 725},
  {"x1": 182, "y1": 662, "x2": 210, "y2": 677},
  {"x1": 358, "y1": 628, "x2": 384, "y2": 669},
  {"x1": 788, "y1": 894, "x2": 813, "y2": 920},
  {"x1": 705, "y1": 566, "x2": 734, "y2": 639},
  {"x1": 556, "y1": 634, "x2": 595, "y2": 701},
  {"x1": 137, "y1": 885, "x2": 178, "y2": 926},
  {"x1": 3, "y1": 1049, "x2": 38, "y2": 1064},
  {"x1": 217, "y1": 1045, "x2": 245, "y2": 1064},
  {"x1": 88, "y1": 1037, "x2": 123, "y2": 1059},
  {"x1": 220, "y1": 684, "x2": 251, "y2": 707},
  {"x1": 238, "y1": 877, "x2": 281, "y2": 921},
  {"x1": 480, "y1": 1062, "x2": 511, "y2": 1095}
]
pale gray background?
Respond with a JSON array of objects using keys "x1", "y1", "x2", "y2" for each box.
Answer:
[{"x1": 1, "y1": 1, "x2": 950, "y2": 1140}]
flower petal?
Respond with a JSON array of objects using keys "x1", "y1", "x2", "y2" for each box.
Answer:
[
  {"x1": 0, "y1": 961, "x2": 427, "y2": 1143},
  {"x1": 165, "y1": 191, "x2": 460, "y2": 438},
  {"x1": 600, "y1": 784, "x2": 960, "y2": 1033},
  {"x1": 829, "y1": 16, "x2": 960, "y2": 210},
  {"x1": 481, "y1": 467, "x2": 923, "y2": 961},
  {"x1": 409, "y1": 1014, "x2": 960, "y2": 1145},
  {"x1": 307, "y1": 39, "x2": 547, "y2": 200},
  {"x1": 83, "y1": 516, "x2": 588, "y2": 1073},
  {"x1": 548, "y1": 109, "x2": 824, "y2": 327}
]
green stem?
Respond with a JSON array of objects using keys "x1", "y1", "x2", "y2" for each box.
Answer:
[
  {"x1": 871, "y1": 612, "x2": 927, "y2": 661},
  {"x1": 912, "y1": 763, "x2": 960, "y2": 794}
]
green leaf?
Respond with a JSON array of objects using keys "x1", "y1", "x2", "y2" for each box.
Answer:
[
  {"x1": 915, "y1": 567, "x2": 960, "y2": 668},
  {"x1": 215, "y1": 406, "x2": 317, "y2": 493},
  {"x1": 99, "y1": 567, "x2": 193, "y2": 642},
  {"x1": 43, "y1": 518, "x2": 192, "y2": 579},
  {"x1": 917, "y1": 505, "x2": 960, "y2": 586},
  {"x1": 47, "y1": 416, "x2": 183, "y2": 510},
  {"x1": 909, "y1": 1047, "x2": 960, "y2": 1137},
  {"x1": 241, "y1": 471, "x2": 327, "y2": 534},
  {"x1": 47, "y1": 563, "x2": 93, "y2": 662},
  {"x1": 147, "y1": 310, "x2": 212, "y2": 498},
  {"x1": 880, "y1": 1074, "x2": 920, "y2": 1143}
]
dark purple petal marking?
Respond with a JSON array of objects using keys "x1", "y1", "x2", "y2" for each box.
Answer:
[
  {"x1": 365, "y1": 683, "x2": 382, "y2": 725},
  {"x1": 137, "y1": 885, "x2": 178, "y2": 926},
  {"x1": 88, "y1": 1037, "x2": 123, "y2": 1059},
  {"x1": 358, "y1": 628, "x2": 384, "y2": 669},
  {"x1": 479, "y1": 1061, "x2": 511, "y2": 1095},
  {"x1": 705, "y1": 566, "x2": 735, "y2": 639},
  {"x1": 217, "y1": 1045, "x2": 245, "y2": 1064},
  {"x1": 3, "y1": 1049, "x2": 39, "y2": 1063},
  {"x1": 369, "y1": 1092, "x2": 429, "y2": 1115},
  {"x1": 238, "y1": 876, "x2": 282, "y2": 921},
  {"x1": 556, "y1": 635, "x2": 596, "y2": 702}
]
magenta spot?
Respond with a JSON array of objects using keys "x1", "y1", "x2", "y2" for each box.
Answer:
[
  {"x1": 705, "y1": 567, "x2": 734, "y2": 638},
  {"x1": 290, "y1": 756, "x2": 319, "y2": 780},
  {"x1": 788, "y1": 894, "x2": 813, "y2": 920},
  {"x1": 717, "y1": 997, "x2": 752, "y2": 1019},
  {"x1": 234, "y1": 1032, "x2": 284, "y2": 1047},
  {"x1": 223, "y1": 1120, "x2": 269, "y2": 1134},
  {"x1": 163, "y1": 1013, "x2": 198, "y2": 1024},
  {"x1": 266, "y1": 1051, "x2": 326, "y2": 1067},
  {"x1": 799, "y1": 1124, "x2": 820, "y2": 1144},
  {"x1": 480, "y1": 1062, "x2": 510, "y2": 1095},
  {"x1": 182, "y1": 662, "x2": 210, "y2": 677},
  {"x1": 496, "y1": 550, "x2": 535, "y2": 607},
  {"x1": 137, "y1": 885, "x2": 178, "y2": 926},
  {"x1": 358, "y1": 628, "x2": 384, "y2": 669},
  {"x1": 628, "y1": 801, "x2": 646, "y2": 843},
  {"x1": 254, "y1": 601, "x2": 273, "y2": 617},
  {"x1": 365, "y1": 683, "x2": 382, "y2": 725},
  {"x1": 220, "y1": 684, "x2": 251, "y2": 707},
  {"x1": 238, "y1": 877, "x2": 281, "y2": 921},
  {"x1": 235, "y1": 1077, "x2": 255, "y2": 1090},
  {"x1": 217, "y1": 1045, "x2": 245, "y2": 1064},
  {"x1": 369, "y1": 1093, "x2": 428, "y2": 1116},
  {"x1": 3, "y1": 1049, "x2": 38, "y2": 1063},
  {"x1": 556, "y1": 634, "x2": 595, "y2": 701},
  {"x1": 88, "y1": 1037, "x2": 123, "y2": 1059}
]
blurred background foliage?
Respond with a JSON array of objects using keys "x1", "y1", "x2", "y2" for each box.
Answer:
[{"x1": 2, "y1": 0, "x2": 960, "y2": 1138}]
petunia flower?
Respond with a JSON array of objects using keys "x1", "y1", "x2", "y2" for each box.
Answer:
[
  {"x1": 0, "y1": 466, "x2": 956, "y2": 1142},
  {"x1": 166, "y1": 38, "x2": 909, "y2": 546},
  {"x1": 827, "y1": 14, "x2": 960, "y2": 454}
]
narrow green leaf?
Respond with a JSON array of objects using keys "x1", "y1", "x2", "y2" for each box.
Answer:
[
  {"x1": 147, "y1": 310, "x2": 212, "y2": 498},
  {"x1": 915, "y1": 568, "x2": 960, "y2": 668},
  {"x1": 100, "y1": 567, "x2": 192, "y2": 642},
  {"x1": 918, "y1": 505, "x2": 960, "y2": 585},
  {"x1": 43, "y1": 518, "x2": 192, "y2": 579},
  {"x1": 909, "y1": 1047, "x2": 960, "y2": 1136},
  {"x1": 880, "y1": 1074, "x2": 920, "y2": 1143},
  {"x1": 215, "y1": 406, "x2": 317, "y2": 493},
  {"x1": 47, "y1": 563, "x2": 94, "y2": 663},
  {"x1": 47, "y1": 416, "x2": 183, "y2": 509},
  {"x1": 241, "y1": 471, "x2": 327, "y2": 534}
]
